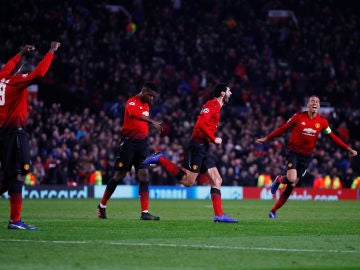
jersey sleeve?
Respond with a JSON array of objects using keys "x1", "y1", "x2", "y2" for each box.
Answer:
[
  {"x1": 321, "y1": 118, "x2": 349, "y2": 150},
  {"x1": 266, "y1": 114, "x2": 296, "y2": 140},
  {"x1": 195, "y1": 101, "x2": 218, "y2": 142},
  {"x1": 196, "y1": 113, "x2": 216, "y2": 142},
  {"x1": 0, "y1": 54, "x2": 21, "y2": 78},
  {"x1": 10, "y1": 52, "x2": 54, "y2": 88}
]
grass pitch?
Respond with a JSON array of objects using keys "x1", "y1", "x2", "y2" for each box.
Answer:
[{"x1": 0, "y1": 198, "x2": 359, "y2": 269}]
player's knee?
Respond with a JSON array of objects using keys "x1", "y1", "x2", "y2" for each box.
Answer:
[
  {"x1": 8, "y1": 177, "x2": 23, "y2": 193},
  {"x1": 288, "y1": 177, "x2": 299, "y2": 187},
  {"x1": 16, "y1": 175, "x2": 25, "y2": 182},
  {"x1": 138, "y1": 169, "x2": 149, "y2": 182},
  {"x1": 180, "y1": 175, "x2": 196, "y2": 187},
  {"x1": 113, "y1": 171, "x2": 127, "y2": 182}
]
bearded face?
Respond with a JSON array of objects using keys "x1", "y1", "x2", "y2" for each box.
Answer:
[{"x1": 223, "y1": 87, "x2": 232, "y2": 104}]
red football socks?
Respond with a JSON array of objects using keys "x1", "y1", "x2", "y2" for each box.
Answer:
[
  {"x1": 271, "y1": 185, "x2": 294, "y2": 212},
  {"x1": 9, "y1": 193, "x2": 22, "y2": 222},
  {"x1": 159, "y1": 157, "x2": 183, "y2": 177},
  {"x1": 100, "y1": 180, "x2": 118, "y2": 206},
  {"x1": 139, "y1": 191, "x2": 149, "y2": 212},
  {"x1": 210, "y1": 188, "x2": 224, "y2": 216}
]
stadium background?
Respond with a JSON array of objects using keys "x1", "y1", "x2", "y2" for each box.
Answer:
[{"x1": 0, "y1": 0, "x2": 359, "y2": 190}]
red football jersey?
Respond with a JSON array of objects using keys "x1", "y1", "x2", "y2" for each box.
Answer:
[
  {"x1": 267, "y1": 111, "x2": 346, "y2": 156},
  {"x1": 121, "y1": 95, "x2": 150, "y2": 139},
  {"x1": 0, "y1": 52, "x2": 54, "y2": 130},
  {"x1": 191, "y1": 98, "x2": 221, "y2": 144}
]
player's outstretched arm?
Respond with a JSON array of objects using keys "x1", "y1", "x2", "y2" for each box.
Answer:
[{"x1": 19, "y1": 45, "x2": 35, "y2": 56}]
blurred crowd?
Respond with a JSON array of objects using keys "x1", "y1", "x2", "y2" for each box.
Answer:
[{"x1": 1, "y1": 0, "x2": 359, "y2": 188}]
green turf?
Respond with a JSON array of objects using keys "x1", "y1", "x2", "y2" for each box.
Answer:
[{"x1": 0, "y1": 198, "x2": 359, "y2": 269}]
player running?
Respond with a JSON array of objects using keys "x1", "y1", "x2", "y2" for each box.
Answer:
[
  {"x1": 143, "y1": 83, "x2": 238, "y2": 223},
  {"x1": 256, "y1": 95, "x2": 357, "y2": 218}
]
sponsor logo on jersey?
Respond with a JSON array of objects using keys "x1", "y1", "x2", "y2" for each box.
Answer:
[{"x1": 302, "y1": 128, "x2": 317, "y2": 135}]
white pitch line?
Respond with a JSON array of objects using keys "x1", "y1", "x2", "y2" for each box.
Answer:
[
  {"x1": 107, "y1": 242, "x2": 358, "y2": 254},
  {"x1": 0, "y1": 239, "x2": 357, "y2": 254}
]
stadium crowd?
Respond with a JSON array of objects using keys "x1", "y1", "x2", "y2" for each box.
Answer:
[{"x1": 1, "y1": 0, "x2": 359, "y2": 188}]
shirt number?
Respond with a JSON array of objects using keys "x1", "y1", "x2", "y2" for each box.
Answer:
[{"x1": 0, "y1": 78, "x2": 9, "y2": 106}]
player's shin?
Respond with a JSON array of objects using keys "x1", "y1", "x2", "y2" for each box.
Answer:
[
  {"x1": 8, "y1": 179, "x2": 23, "y2": 222},
  {"x1": 271, "y1": 185, "x2": 294, "y2": 212}
]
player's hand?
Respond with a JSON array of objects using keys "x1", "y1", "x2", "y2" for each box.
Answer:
[
  {"x1": 255, "y1": 137, "x2": 267, "y2": 145},
  {"x1": 19, "y1": 45, "x2": 35, "y2": 56},
  {"x1": 50, "y1": 41, "x2": 61, "y2": 52},
  {"x1": 214, "y1": 137, "x2": 222, "y2": 145},
  {"x1": 348, "y1": 148, "x2": 358, "y2": 158},
  {"x1": 152, "y1": 120, "x2": 163, "y2": 132}
]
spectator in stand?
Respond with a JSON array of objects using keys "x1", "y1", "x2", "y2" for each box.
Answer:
[
  {"x1": 343, "y1": 168, "x2": 356, "y2": 188},
  {"x1": 256, "y1": 96, "x2": 357, "y2": 219},
  {"x1": 0, "y1": 41, "x2": 60, "y2": 230},
  {"x1": 330, "y1": 175, "x2": 342, "y2": 190},
  {"x1": 312, "y1": 170, "x2": 325, "y2": 189},
  {"x1": 32, "y1": 156, "x2": 46, "y2": 184},
  {"x1": 351, "y1": 176, "x2": 360, "y2": 189},
  {"x1": 257, "y1": 173, "x2": 272, "y2": 188}
]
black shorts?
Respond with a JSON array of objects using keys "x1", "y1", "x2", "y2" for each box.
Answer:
[
  {"x1": 0, "y1": 129, "x2": 31, "y2": 177},
  {"x1": 114, "y1": 137, "x2": 149, "y2": 173},
  {"x1": 285, "y1": 150, "x2": 311, "y2": 179},
  {"x1": 182, "y1": 141, "x2": 216, "y2": 173}
]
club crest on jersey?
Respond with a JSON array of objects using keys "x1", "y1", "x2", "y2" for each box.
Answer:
[
  {"x1": 201, "y1": 108, "x2": 209, "y2": 114},
  {"x1": 315, "y1": 123, "x2": 320, "y2": 129},
  {"x1": 288, "y1": 163, "x2": 293, "y2": 168},
  {"x1": 192, "y1": 164, "x2": 198, "y2": 170}
]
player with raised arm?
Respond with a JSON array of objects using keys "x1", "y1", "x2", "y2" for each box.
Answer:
[
  {"x1": 256, "y1": 95, "x2": 357, "y2": 218},
  {"x1": 143, "y1": 83, "x2": 238, "y2": 223},
  {"x1": 0, "y1": 41, "x2": 61, "y2": 229}
]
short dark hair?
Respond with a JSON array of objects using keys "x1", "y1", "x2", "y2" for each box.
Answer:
[
  {"x1": 213, "y1": 83, "x2": 228, "y2": 98},
  {"x1": 143, "y1": 81, "x2": 157, "y2": 92},
  {"x1": 142, "y1": 81, "x2": 158, "y2": 97}
]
